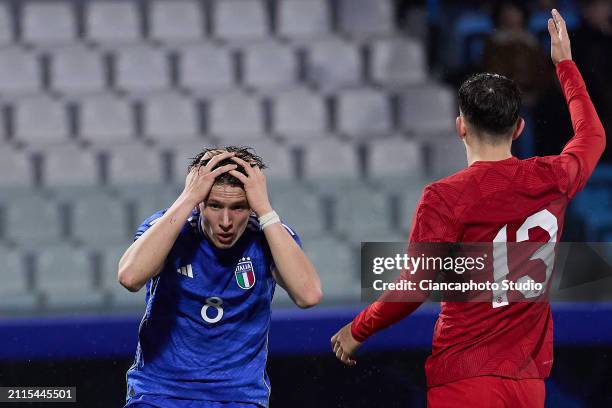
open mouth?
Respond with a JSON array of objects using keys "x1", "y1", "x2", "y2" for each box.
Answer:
[{"x1": 217, "y1": 233, "x2": 234, "y2": 244}]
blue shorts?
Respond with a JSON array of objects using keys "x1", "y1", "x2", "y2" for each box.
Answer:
[{"x1": 124, "y1": 394, "x2": 263, "y2": 408}]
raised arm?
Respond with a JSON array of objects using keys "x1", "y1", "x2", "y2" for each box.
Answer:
[
  {"x1": 117, "y1": 152, "x2": 237, "y2": 292},
  {"x1": 549, "y1": 9, "x2": 606, "y2": 196}
]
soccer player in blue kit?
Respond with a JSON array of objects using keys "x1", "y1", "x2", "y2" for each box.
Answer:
[{"x1": 118, "y1": 147, "x2": 322, "y2": 408}]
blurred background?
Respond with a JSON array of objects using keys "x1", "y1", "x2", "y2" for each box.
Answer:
[{"x1": 0, "y1": 0, "x2": 610, "y2": 406}]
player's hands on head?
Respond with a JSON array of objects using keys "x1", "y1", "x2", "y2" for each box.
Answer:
[
  {"x1": 228, "y1": 156, "x2": 273, "y2": 217},
  {"x1": 182, "y1": 151, "x2": 237, "y2": 205},
  {"x1": 547, "y1": 9, "x2": 572, "y2": 65},
  {"x1": 330, "y1": 322, "x2": 361, "y2": 366}
]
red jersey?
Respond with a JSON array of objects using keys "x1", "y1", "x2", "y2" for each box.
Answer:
[{"x1": 351, "y1": 60, "x2": 606, "y2": 387}]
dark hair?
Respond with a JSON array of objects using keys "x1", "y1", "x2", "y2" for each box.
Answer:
[
  {"x1": 458, "y1": 72, "x2": 522, "y2": 140},
  {"x1": 188, "y1": 145, "x2": 267, "y2": 187},
  {"x1": 492, "y1": 0, "x2": 529, "y2": 29}
]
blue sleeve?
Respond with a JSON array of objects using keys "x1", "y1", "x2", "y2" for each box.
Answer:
[{"x1": 133, "y1": 209, "x2": 167, "y2": 241}]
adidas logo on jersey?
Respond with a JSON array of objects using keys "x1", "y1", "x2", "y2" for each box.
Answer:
[{"x1": 177, "y1": 264, "x2": 193, "y2": 278}]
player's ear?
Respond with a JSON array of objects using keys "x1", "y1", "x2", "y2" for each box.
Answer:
[
  {"x1": 511, "y1": 118, "x2": 525, "y2": 141},
  {"x1": 456, "y1": 116, "x2": 467, "y2": 140}
]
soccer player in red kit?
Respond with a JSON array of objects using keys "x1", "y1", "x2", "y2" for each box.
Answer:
[{"x1": 331, "y1": 9, "x2": 606, "y2": 408}]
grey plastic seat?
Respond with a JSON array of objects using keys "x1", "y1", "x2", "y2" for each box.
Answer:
[
  {"x1": 302, "y1": 237, "x2": 359, "y2": 301},
  {"x1": 106, "y1": 144, "x2": 165, "y2": 185},
  {"x1": 178, "y1": 44, "x2": 234, "y2": 92},
  {"x1": 51, "y1": 46, "x2": 106, "y2": 94},
  {"x1": 72, "y1": 193, "x2": 130, "y2": 244},
  {"x1": 5, "y1": 198, "x2": 63, "y2": 245},
  {"x1": 243, "y1": 43, "x2": 297, "y2": 89},
  {"x1": 371, "y1": 38, "x2": 426, "y2": 85},
  {"x1": 429, "y1": 133, "x2": 467, "y2": 178},
  {"x1": 0, "y1": 3, "x2": 13, "y2": 46},
  {"x1": 236, "y1": 140, "x2": 294, "y2": 179},
  {"x1": 14, "y1": 96, "x2": 70, "y2": 146},
  {"x1": 42, "y1": 145, "x2": 99, "y2": 187},
  {"x1": 367, "y1": 138, "x2": 423, "y2": 179},
  {"x1": 213, "y1": 0, "x2": 267, "y2": 41},
  {"x1": 337, "y1": 89, "x2": 391, "y2": 137},
  {"x1": 273, "y1": 88, "x2": 327, "y2": 138},
  {"x1": 0, "y1": 47, "x2": 40, "y2": 94},
  {"x1": 338, "y1": 0, "x2": 393, "y2": 36},
  {"x1": 0, "y1": 249, "x2": 37, "y2": 311},
  {"x1": 270, "y1": 186, "x2": 325, "y2": 235},
  {"x1": 400, "y1": 85, "x2": 456, "y2": 134},
  {"x1": 209, "y1": 92, "x2": 264, "y2": 136},
  {"x1": 79, "y1": 94, "x2": 135, "y2": 145},
  {"x1": 306, "y1": 39, "x2": 360, "y2": 89},
  {"x1": 115, "y1": 45, "x2": 170, "y2": 93},
  {"x1": 277, "y1": 0, "x2": 330, "y2": 39},
  {"x1": 149, "y1": 0, "x2": 204, "y2": 43},
  {"x1": 170, "y1": 141, "x2": 209, "y2": 183},
  {"x1": 0, "y1": 149, "x2": 33, "y2": 187},
  {"x1": 99, "y1": 243, "x2": 146, "y2": 308},
  {"x1": 22, "y1": 1, "x2": 76, "y2": 45},
  {"x1": 86, "y1": 1, "x2": 140, "y2": 44},
  {"x1": 143, "y1": 92, "x2": 200, "y2": 145},
  {"x1": 36, "y1": 245, "x2": 104, "y2": 309},
  {"x1": 399, "y1": 188, "x2": 424, "y2": 232},
  {"x1": 125, "y1": 186, "x2": 180, "y2": 228},
  {"x1": 335, "y1": 187, "x2": 392, "y2": 236},
  {"x1": 302, "y1": 140, "x2": 359, "y2": 180}
]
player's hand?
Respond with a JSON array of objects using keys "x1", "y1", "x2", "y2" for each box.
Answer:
[
  {"x1": 228, "y1": 156, "x2": 273, "y2": 217},
  {"x1": 330, "y1": 322, "x2": 361, "y2": 366},
  {"x1": 547, "y1": 9, "x2": 572, "y2": 65},
  {"x1": 182, "y1": 151, "x2": 237, "y2": 205}
]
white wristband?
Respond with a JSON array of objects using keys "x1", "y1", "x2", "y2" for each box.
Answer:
[{"x1": 259, "y1": 210, "x2": 281, "y2": 230}]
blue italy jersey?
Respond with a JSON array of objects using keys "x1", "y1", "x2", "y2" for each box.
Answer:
[{"x1": 125, "y1": 209, "x2": 301, "y2": 407}]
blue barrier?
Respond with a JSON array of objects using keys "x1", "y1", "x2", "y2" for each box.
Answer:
[{"x1": 1, "y1": 303, "x2": 611, "y2": 361}]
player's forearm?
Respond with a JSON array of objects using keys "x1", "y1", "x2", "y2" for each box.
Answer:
[
  {"x1": 351, "y1": 300, "x2": 421, "y2": 342},
  {"x1": 118, "y1": 194, "x2": 197, "y2": 292},
  {"x1": 264, "y1": 223, "x2": 322, "y2": 308},
  {"x1": 557, "y1": 60, "x2": 606, "y2": 176}
]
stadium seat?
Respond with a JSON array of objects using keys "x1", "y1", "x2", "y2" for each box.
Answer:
[
  {"x1": 105, "y1": 144, "x2": 165, "y2": 186},
  {"x1": 0, "y1": 3, "x2": 13, "y2": 46},
  {"x1": 0, "y1": 47, "x2": 41, "y2": 95},
  {"x1": 338, "y1": 0, "x2": 393, "y2": 37},
  {"x1": 35, "y1": 245, "x2": 104, "y2": 309},
  {"x1": 334, "y1": 187, "x2": 393, "y2": 237},
  {"x1": 79, "y1": 94, "x2": 136, "y2": 145},
  {"x1": 242, "y1": 42, "x2": 297, "y2": 89},
  {"x1": 0, "y1": 149, "x2": 33, "y2": 187},
  {"x1": 370, "y1": 38, "x2": 426, "y2": 86},
  {"x1": 208, "y1": 92, "x2": 264, "y2": 137},
  {"x1": 177, "y1": 44, "x2": 235, "y2": 92},
  {"x1": 305, "y1": 39, "x2": 361, "y2": 89},
  {"x1": 122, "y1": 185, "x2": 181, "y2": 228},
  {"x1": 302, "y1": 237, "x2": 359, "y2": 301},
  {"x1": 99, "y1": 243, "x2": 147, "y2": 309},
  {"x1": 337, "y1": 88, "x2": 391, "y2": 137},
  {"x1": 428, "y1": 134, "x2": 467, "y2": 178},
  {"x1": 367, "y1": 138, "x2": 424, "y2": 179},
  {"x1": 149, "y1": 0, "x2": 205, "y2": 43},
  {"x1": 213, "y1": 0, "x2": 267, "y2": 41},
  {"x1": 277, "y1": 0, "x2": 330, "y2": 40},
  {"x1": 86, "y1": 1, "x2": 140, "y2": 44},
  {"x1": 399, "y1": 189, "x2": 423, "y2": 232},
  {"x1": 42, "y1": 145, "x2": 99, "y2": 187},
  {"x1": 270, "y1": 186, "x2": 326, "y2": 235},
  {"x1": 142, "y1": 92, "x2": 201, "y2": 145},
  {"x1": 0, "y1": 248, "x2": 38, "y2": 311},
  {"x1": 169, "y1": 141, "x2": 210, "y2": 183},
  {"x1": 71, "y1": 193, "x2": 130, "y2": 245},
  {"x1": 302, "y1": 139, "x2": 360, "y2": 181},
  {"x1": 114, "y1": 45, "x2": 170, "y2": 93},
  {"x1": 14, "y1": 96, "x2": 70, "y2": 146},
  {"x1": 50, "y1": 46, "x2": 106, "y2": 94},
  {"x1": 22, "y1": 1, "x2": 76, "y2": 45},
  {"x1": 399, "y1": 85, "x2": 456, "y2": 134},
  {"x1": 272, "y1": 88, "x2": 327, "y2": 137},
  {"x1": 5, "y1": 197, "x2": 63, "y2": 245}
]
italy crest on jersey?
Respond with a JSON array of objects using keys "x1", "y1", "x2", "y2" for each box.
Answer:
[{"x1": 235, "y1": 257, "x2": 256, "y2": 290}]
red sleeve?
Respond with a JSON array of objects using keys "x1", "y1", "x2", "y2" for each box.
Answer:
[
  {"x1": 554, "y1": 60, "x2": 606, "y2": 198},
  {"x1": 351, "y1": 185, "x2": 459, "y2": 342}
]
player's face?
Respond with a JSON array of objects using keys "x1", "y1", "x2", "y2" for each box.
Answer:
[{"x1": 200, "y1": 184, "x2": 251, "y2": 249}]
